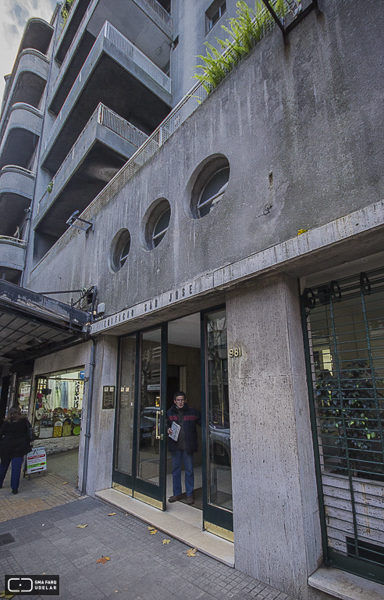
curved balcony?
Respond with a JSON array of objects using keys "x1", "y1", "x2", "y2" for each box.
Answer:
[
  {"x1": 42, "y1": 21, "x2": 171, "y2": 172},
  {"x1": 0, "y1": 236, "x2": 26, "y2": 283},
  {"x1": 0, "y1": 50, "x2": 49, "y2": 138},
  {"x1": 35, "y1": 103, "x2": 149, "y2": 239},
  {"x1": 0, "y1": 166, "x2": 35, "y2": 236},
  {"x1": 1, "y1": 18, "x2": 53, "y2": 110},
  {"x1": 0, "y1": 103, "x2": 43, "y2": 170}
]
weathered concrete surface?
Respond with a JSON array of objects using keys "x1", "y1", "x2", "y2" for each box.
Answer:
[
  {"x1": 227, "y1": 275, "x2": 321, "y2": 599},
  {"x1": 27, "y1": 1, "x2": 384, "y2": 321}
]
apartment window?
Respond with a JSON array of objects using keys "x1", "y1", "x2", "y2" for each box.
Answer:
[
  {"x1": 110, "y1": 229, "x2": 131, "y2": 272},
  {"x1": 190, "y1": 156, "x2": 230, "y2": 219},
  {"x1": 206, "y1": 0, "x2": 226, "y2": 33},
  {"x1": 143, "y1": 199, "x2": 171, "y2": 250}
]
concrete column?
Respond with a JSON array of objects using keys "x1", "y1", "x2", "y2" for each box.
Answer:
[
  {"x1": 227, "y1": 274, "x2": 322, "y2": 600},
  {"x1": 80, "y1": 335, "x2": 118, "y2": 495}
]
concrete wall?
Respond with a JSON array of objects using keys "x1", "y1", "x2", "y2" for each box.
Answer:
[
  {"x1": 79, "y1": 335, "x2": 118, "y2": 495},
  {"x1": 226, "y1": 275, "x2": 321, "y2": 599},
  {"x1": 26, "y1": 1, "x2": 384, "y2": 319}
]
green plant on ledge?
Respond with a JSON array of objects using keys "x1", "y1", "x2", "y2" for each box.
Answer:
[
  {"x1": 47, "y1": 181, "x2": 54, "y2": 193},
  {"x1": 61, "y1": 0, "x2": 75, "y2": 28},
  {"x1": 194, "y1": 0, "x2": 288, "y2": 94}
]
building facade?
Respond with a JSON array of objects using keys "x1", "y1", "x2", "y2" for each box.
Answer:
[{"x1": 0, "y1": 1, "x2": 384, "y2": 598}]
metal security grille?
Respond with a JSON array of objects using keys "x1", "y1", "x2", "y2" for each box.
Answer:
[{"x1": 302, "y1": 268, "x2": 384, "y2": 584}]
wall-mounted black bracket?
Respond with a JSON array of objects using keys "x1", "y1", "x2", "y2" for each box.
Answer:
[
  {"x1": 66, "y1": 210, "x2": 94, "y2": 234},
  {"x1": 261, "y1": 0, "x2": 320, "y2": 45}
]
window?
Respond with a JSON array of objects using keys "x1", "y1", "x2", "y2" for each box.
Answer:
[
  {"x1": 143, "y1": 199, "x2": 171, "y2": 250},
  {"x1": 152, "y1": 207, "x2": 170, "y2": 247},
  {"x1": 206, "y1": 0, "x2": 226, "y2": 33},
  {"x1": 190, "y1": 156, "x2": 230, "y2": 219},
  {"x1": 198, "y1": 167, "x2": 229, "y2": 217},
  {"x1": 110, "y1": 229, "x2": 131, "y2": 272}
]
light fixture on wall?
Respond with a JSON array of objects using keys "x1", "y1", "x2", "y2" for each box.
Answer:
[{"x1": 66, "y1": 210, "x2": 94, "y2": 234}]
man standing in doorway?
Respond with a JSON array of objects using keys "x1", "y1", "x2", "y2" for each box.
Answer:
[{"x1": 167, "y1": 391, "x2": 201, "y2": 505}]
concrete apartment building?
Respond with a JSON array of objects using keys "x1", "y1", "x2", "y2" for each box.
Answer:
[{"x1": 0, "y1": 1, "x2": 383, "y2": 598}]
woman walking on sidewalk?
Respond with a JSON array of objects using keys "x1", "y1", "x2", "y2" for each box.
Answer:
[{"x1": 0, "y1": 406, "x2": 31, "y2": 494}]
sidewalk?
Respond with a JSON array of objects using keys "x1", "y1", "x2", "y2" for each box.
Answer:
[{"x1": 0, "y1": 465, "x2": 295, "y2": 600}]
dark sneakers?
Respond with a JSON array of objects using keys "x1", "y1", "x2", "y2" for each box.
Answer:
[
  {"x1": 12, "y1": 489, "x2": 18, "y2": 494},
  {"x1": 186, "y1": 496, "x2": 194, "y2": 505},
  {"x1": 168, "y1": 494, "x2": 183, "y2": 503}
]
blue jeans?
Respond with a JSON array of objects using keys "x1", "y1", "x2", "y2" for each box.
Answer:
[
  {"x1": 171, "y1": 450, "x2": 194, "y2": 496},
  {"x1": 0, "y1": 456, "x2": 24, "y2": 491}
]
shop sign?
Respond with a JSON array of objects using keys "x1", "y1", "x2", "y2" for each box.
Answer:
[
  {"x1": 102, "y1": 386, "x2": 115, "y2": 409},
  {"x1": 26, "y1": 447, "x2": 47, "y2": 474}
]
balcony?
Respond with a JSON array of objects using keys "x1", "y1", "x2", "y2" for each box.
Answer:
[
  {"x1": 54, "y1": 0, "x2": 172, "y2": 71},
  {"x1": 0, "y1": 103, "x2": 43, "y2": 170},
  {"x1": 0, "y1": 236, "x2": 26, "y2": 283},
  {"x1": 41, "y1": 22, "x2": 171, "y2": 173},
  {"x1": 1, "y1": 18, "x2": 53, "y2": 111},
  {"x1": 0, "y1": 166, "x2": 35, "y2": 236},
  {"x1": 35, "y1": 103, "x2": 149, "y2": 239},
  {"x1": 0, "y1": 50, "x2": 50, "y2": 139}
]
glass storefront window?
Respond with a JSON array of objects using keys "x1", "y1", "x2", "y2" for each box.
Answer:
[
  {"x1": 206, "y1": 310, "x2": 232, "y2": 511},
  {"x1": 34, "y1": 369, "x2": 84, "y2": 440}
]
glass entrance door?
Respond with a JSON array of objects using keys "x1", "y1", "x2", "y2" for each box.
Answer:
[
  {"x1": 113, "y1": 326, "x2": 167, "y2": 510},
  {"x1": 134, "y1": 327, "x2": 167, "y2": 508}
]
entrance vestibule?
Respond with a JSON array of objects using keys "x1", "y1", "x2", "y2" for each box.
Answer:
[{"x1": 113, "y1": 307, "x2": 233, "y2": 536}]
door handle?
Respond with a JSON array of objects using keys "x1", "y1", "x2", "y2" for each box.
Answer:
[{"x1": 155, "y1": 410, "x2": 164, "y2": 440}]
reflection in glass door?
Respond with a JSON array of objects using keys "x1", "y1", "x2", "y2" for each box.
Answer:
[{"x1": 203, "y1": 309, "x2": 233, "y2": 536}]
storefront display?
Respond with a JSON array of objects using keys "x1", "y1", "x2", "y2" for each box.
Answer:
[{"x1": 33, "y1": 370, "x2": 84, "y2": 440}]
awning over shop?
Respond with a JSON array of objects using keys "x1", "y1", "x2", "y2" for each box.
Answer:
[{"x1": 0, "y1": 280, "x2": 90, "y2": 368}]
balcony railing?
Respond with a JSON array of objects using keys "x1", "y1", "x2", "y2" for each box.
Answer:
[{"x1": 37, "y1": 104, "x2": 149, "y2": 217}]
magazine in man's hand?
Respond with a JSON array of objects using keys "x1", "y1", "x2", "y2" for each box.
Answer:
[{"x1": 169, "y1": 421, "x2": 181, "y2": 441}]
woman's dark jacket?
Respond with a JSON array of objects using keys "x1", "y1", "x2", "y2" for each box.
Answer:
[
  {"x1": 167, "y1": 403, "x2": 201, "y2": 454},
  {"x1": 0, "y1": 419, "x2": 31, "y2": 460}
]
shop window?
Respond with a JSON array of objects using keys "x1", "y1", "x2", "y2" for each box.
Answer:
[
  {"x1": 143, "y1": 199, "x2": 171, "y2": 250},
  {"x1": 206, "y1": 0, "x2": 226, "y2": 33},
  {"x1": 110, "y1": 228, "x2": 131, "y2": 273},
  {"x1": 190, "y1": 156, "x2": 230, "y2": 219},
  {"x1": 34, "y1": 370, "x2": 84, "y2": 441}
]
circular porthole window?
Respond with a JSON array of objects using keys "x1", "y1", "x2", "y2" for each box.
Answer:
[
  {"x1": 110, "y1": 228, "x2": 131, "y2": 272},
  {"x1": 143, "y1": 199, "x2": 171, "y2": 250},
  {"x1": 190, "y1": 156, "x2": 230, "y2": 219}
]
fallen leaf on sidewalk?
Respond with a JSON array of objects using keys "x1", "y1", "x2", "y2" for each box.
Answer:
[
  {"x1": 62, "y1": 482, "x2": 68, "y2": 485},
  {"x1": 76, "y1": 524, "x2": 88, "y2": 528},
  {"x1": 0, "y1": 591, "x2": 14, "y2": 598},
  {"x1": 162, "y1": 539, "x2": 170, "y2": 545},
  {"x1": 148, "y1": 526, "x2": 157, "y2": 534},
  {"x1": 96, "y1": 556, "x2": 111, "y2": 564},
  {"x1": 186, "y1": 547, "x2": 198, "y2": 557},
  {"x1": 108, "y1": 512, "x2": 116, "y2": 516}
]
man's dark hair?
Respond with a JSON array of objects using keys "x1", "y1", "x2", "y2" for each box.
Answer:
[{"x1": 173, "y1": 391, "x2": 186, "y2": 401}]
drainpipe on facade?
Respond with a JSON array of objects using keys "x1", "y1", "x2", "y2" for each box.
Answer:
[{"x1": 82, "y1": 338, "x2": 97, "y2": 495}]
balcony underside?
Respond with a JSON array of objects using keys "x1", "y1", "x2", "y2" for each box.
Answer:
[
  {"x1": 0, "y1": 167, "x2": 35, "y2": 236},
  {"x1": 0, "y1": 105, "x2": 42, "y2": 170},
  {"x1": 0, "y1": 128, "x2": 39, "y2": 170},
  {"x1": 0, "y1": 239, "x2": 26, "y2": 283},
  {"x1": 19, "y1": 18, "x2": 54, "y2": 55},
  {"x1": 42, "y1": 46, "x2": 171, "y2": 172},
  {"x1": 37, "y1": 143, "x2": 131, "y2": 239},
  {"x1": 55, "y1": 0, "x2": 171, "y2": 69}
]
